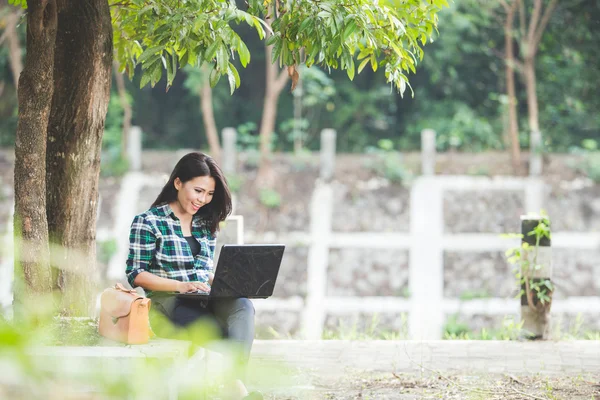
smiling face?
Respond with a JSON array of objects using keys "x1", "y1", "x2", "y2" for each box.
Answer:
[{"x1": 171, "y1": 175, "x2": 216, "y2": 219}]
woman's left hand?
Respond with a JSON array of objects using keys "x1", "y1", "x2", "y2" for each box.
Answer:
[{"x1": 192, "y1": 281, "x2": 211, "y2": 293}]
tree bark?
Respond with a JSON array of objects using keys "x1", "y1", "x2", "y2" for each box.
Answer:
[
  {"x1": 256, "y1": 41, "x2": 289, "y2": 188},
  {"x1": 46, "y1": 0, "x2": 112, "y2": 316},
  {"x1": 503, "y1": 0, "x2": 522, "y2": 174},
  {"x1": 200, "y1": 64, "x2": 222, "y2": 163},
  {"x1": 13, "y1": 0, "x2": 58, "y2": 313},
  {"x1": 113, "y1": 61, "x2": 132, "y2": 161}
]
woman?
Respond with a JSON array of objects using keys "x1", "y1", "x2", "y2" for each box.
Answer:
[{"x1": 125, "y1": 152, "x2": 261, "y2": 400}]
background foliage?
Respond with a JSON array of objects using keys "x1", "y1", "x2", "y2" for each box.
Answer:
[{"x1": 0, "y1": 0, "x2": 598, "y2": 153}]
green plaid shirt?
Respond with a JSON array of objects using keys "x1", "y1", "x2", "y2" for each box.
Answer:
[{"x1": 125, "y1": 203, "x2": 216, "y2": 297}]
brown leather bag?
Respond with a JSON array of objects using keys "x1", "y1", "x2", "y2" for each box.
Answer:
[{"x1": 99, "y1": 283, "x2": 152, "y2": 345}]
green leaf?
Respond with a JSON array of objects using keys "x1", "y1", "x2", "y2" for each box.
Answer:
[
  {"x1": 180, "y1": 50, "x2": 189, "y2": 68},
  {"x1": 265, "y1": 34, "x2": 278, "y2": 47},
  {"x1": 205, "y1": 40, "x2": 220, "y2": 62},
  {"x1": 370, "y1": 54, "x2": 378, "y2": 72},
  {"x1": 166, "y1": 52, "x2": 176, "y2": 87},
  {"x1": 209, "y1": 66, "x2": 220, "y2": 88},
  {"x1": 271, "y1": 37, "x2": 283, "y2": 65},
  {"x1": 139, "y1": 70, "x2": 152, "y2": 89},
  {"x1": 229, "y1": 63, "x2": 240, "y2": 88},
  {"x1": 298, "y1": 17, "x2": 312, "y2": 34},
  {"x1": 226, "y1": 63, "x2": 240, "y2": 95},
  {"x1": 137, "y1": 45, "x2": 165, "y2": 65},
  {"x1": 217, "y1": 45, "x2": 229, "y2": 71},
  {"x1": 237, "y1": 40, "x2": 251, "y2": 67},
  {"x1": 150, "y1": 61, "x2": 162, "y2": 87},
  {"x1": 343, "y1": 21, "x2": 357, "y2": 41},
  {"x1": 346, "y1": 58, "x2": 355, "y2": 81},
  {"x1": 357, "y1": 57, "x2": 370, "y2": 74}
]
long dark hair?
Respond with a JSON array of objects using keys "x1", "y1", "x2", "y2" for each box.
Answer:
[{"x1": 152, "y1": 153, "x2": 232, "y2": 234}]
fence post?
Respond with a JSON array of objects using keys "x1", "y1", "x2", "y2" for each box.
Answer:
[
  {"x1": 409, "y1": 178, "x2": 444, "y2": 339},
  {"x1": 127, "y1": 126, "x2": 142, "y2": 171},
  {"x1": 222, "y1": 127, "x2": 237, "y2": 175},
  {"x1": 302, "y1": 129, "x2": 336, "y2": 339},
  {"x1": 520, "y1": 215, "x2": 553, "y2": 339},
  {"x1": 529, "y1": 130, "x2": 542, "y2": 176},
  {"x1": 421, "y1": 129, "x2": 437, "y2": 176},
  {"x1": 320, "y1": 129, "x2": 336, "y2": 181}
]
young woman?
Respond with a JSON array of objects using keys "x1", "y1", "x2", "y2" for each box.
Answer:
[{"x1": 125, "y1": 152, "x2": 261, "y2": 400}]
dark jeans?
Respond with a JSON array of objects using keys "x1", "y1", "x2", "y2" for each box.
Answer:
[{"x1": 150, "y1": 296, "x2": 255, "y2": 365}]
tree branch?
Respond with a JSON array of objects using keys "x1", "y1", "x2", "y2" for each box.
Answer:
[
  {"x1": 532, "y1": 0, "x2": 558, "y2": 53},
  {"x1": 274, "y1": 67, "x2": 289, "y2": 94},
  {"x1": 518, "y1": 0, "x2": 526, "y2": 40},
  {"x1": 489, "y1": 46, "x2": 524, "y2": 71},
  {"x1": 526, "y1": 0, "x2": 542, "y2": 48}
]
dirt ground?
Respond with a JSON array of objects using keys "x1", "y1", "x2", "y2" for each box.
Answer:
[{"x1": 260, "y1": 371, "x2": 600, "y2": 400}]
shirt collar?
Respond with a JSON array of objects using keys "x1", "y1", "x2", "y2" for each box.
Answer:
[{"x1": 158, "y1": 202, "x2": 203, "y2": 224}]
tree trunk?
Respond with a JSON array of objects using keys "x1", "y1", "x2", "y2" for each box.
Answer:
[
  {"x1": 113, "y1": 61, "x2": 132, "y2": 161},
  {"x1": 13, "y1": 0, "x2": 58, "y2": 314},
  {"x1": 523, "y1": 56, "x2": 540, "y2": 134},
  {"x1": 46, "y1": 0, "x2": 112, "y2": 316},
  {"x1": 256, "y1": 42, "x2": 288, "y2": 188},
  {"x1": 200, "y1": 65, "x2": 222, "y2": 163},
  {"x1": 4, "y1": 9, "x2": 24, "y2": 90},
  {"x1": 517, "y1": 0, "x2": 557, "y2": 175},
  {"x1": 504, "y1": 0, "x2": 521, "y2": 174},
  {"x1": 293, "y1": 77, "x2": 303, "y2": 154}
]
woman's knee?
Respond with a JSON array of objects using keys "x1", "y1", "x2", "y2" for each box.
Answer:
[{"x1": 232, "y1": 298, "x2": 255, "y2": 317}]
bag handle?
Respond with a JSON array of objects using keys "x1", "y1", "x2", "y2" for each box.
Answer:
[{"x1": 114, "y1": 283, "x2": 138, "y2": 294}]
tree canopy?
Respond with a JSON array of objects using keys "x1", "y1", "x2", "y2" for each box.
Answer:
[{"x1": 111, "y1": 0, "x2": 447, "y2": 95}]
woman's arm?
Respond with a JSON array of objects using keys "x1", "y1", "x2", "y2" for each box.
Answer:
[{"x1": 134, "y1": 271, "x2": 210, "y2": 293}]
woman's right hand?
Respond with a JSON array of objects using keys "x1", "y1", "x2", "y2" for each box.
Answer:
[{"x1": 176, "y1": 281, "x2": 210, "y2": 293}]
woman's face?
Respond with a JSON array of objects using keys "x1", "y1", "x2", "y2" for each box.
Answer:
[{"x1": 173, "y1": 175, "x2": 216, "y2": 218}]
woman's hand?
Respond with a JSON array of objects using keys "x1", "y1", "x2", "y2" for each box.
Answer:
[{"x1": 176, "y1": 280, "x2": 211, "y2": 293}]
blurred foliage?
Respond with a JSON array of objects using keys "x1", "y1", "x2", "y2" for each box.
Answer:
[
  {"x1": 258, "y1": 188, "x2": 281, "y2": 209},
  {"x1": 571, "y1": 139, "x2": 600, "y2": 183},
  {"x1": 444, "y1": 315, "x2": 526, "y2": 340},
  {"x1": 322, "y1": 313, "x2": 409, "y2": 340},
  {"x1": 100, "y1": 92, "x2": 130, "y2": 177},
  {"x1": 0, "y1": 0, "x2": 598, "y2": 153},
  {"x1": 444, "y1": 313, "x2": 600, "y2": 341},
  {"x1": 97, "y1": 238, "x2": 118, "y2": 265},
  {"x1": 364, "y1": 139, "x2": 413, "y2": 184},
  {"x1": 225, "y1": 173, "x2": 243, "y2": 193}
]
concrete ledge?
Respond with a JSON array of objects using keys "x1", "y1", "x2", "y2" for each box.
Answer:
[
  {"x1": 250, "y1": 340, "x2": 600, "y2": 375},
  {"x1": 29, "y1": 338, "x2": 193, "y2": 359}
]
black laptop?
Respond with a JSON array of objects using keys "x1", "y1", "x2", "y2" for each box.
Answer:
[{"x1": 176, "y1": 244, "x2": 285, "y2": 299}]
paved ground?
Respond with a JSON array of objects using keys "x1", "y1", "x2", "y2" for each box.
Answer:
[
  {"x1": 247, "y1": 340, "x2": 600, "y2": 399},
  {"x1": 2, "y1": 339, "x2": 599, "y2": 399},
  {"x1": 250, "y1": 340, "x2": 600, "y2": 375}
]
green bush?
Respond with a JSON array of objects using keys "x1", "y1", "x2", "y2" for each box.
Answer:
[
  {"x1": 444, "y1": 315, "x2": 525, "y2": 340},
  {"x1": 97, "y1": 239, "x2": 118, "y2": 265},
  {"x1": 100, "y1": 92, "x2": 130, "y2": 177},
  {"x1": 570, "y1": 139, "x2": 600, "y2": 182},
  {"x1": 259, "y1": 188, "x2": 281, "y2": 209},
  {"x1": 226, "y1": 174, "x2": 243, "y2": 193},
  {"x1": 364, "y1": 139, "x2": 412, "y2": 184},
  {"x1": 579, "y1": 153, "x2": 600, "y2": 182}
]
